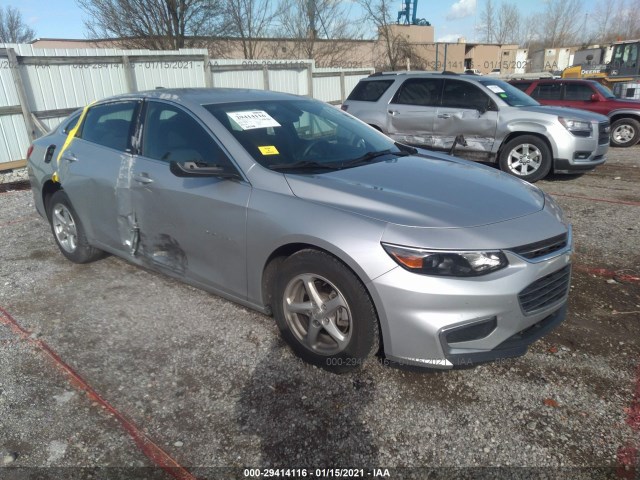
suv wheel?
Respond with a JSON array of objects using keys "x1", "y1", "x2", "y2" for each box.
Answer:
[
  {"x1": 610, "y1": 118, "x2": 640, "y2": 147},
  {"x1": 499, "y1": 135, "x2": 551, "y2": 183}
]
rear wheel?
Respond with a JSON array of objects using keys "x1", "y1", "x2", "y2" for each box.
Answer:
[
  {"x1": 273, "y1": 250, "x2": 380, "y2": 373},
  {"x1": 610, "y1": 118, "x2": 640, "y2": 147},
  {"x1": 47, "y1": 190, "x2": 104, "y2": 263},
  {"x1": 499, "y1": 135, "x2": 552, "y2": 183}
]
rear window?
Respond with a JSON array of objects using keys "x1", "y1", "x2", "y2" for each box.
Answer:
[
  {"x1": 347, "y1": 80, "x2": 394, "y2": 102},
  {"x1": 532, "y1": 83, "x2": 562, "y2": 100}
]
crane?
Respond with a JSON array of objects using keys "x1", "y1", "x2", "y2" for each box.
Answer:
[{"x1": 397, "y1": 0, "x2": 430, "y2": 26}]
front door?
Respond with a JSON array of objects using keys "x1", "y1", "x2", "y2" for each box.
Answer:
[{"x1": 130, "y1": 100, "x2": 251, "y2": 298}]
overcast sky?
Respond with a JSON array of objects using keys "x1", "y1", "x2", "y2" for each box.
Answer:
[{"x1": 1, "y1": 0, "x2": 598, "y2": 43}]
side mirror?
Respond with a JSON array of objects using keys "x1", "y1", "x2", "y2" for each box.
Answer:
[
  {"x1": 590, "y1": 93, "x2": 600, "y2": 102},
  {"x1": 170, "y1": 161, "x2": 240, "y2": 179}
]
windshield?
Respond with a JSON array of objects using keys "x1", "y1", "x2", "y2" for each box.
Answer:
[
  {"x1": 204, "y1": 99, "x2": 403, "y2": 172},
  {"x1": 592, "y1": 82, "x2": 616, "y2": 99},
  {"x1": 478, "y1": 79, "x2": 540, "y2": 107}
]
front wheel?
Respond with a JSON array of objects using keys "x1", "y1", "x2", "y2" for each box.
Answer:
[
  {"x1": 47, "y1": 190, "x2": 104, "y2": 264},
  {"x1": 273, "y1": 250, "x2": 380, "y2": 373},
  {"x1": 610, "y1": 118, "x2": 640, "y2": 147},
  {"x1": 498, "y1": 135, "x2": 552, "y2": 183}
]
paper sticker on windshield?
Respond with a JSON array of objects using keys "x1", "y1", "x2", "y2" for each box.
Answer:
[
  {"x1": 486, "y1": 85, "x2": 506, "y2": 94},
  {"x1": 227, "y1": 110, "x2": 281, "y2": 130},
  {"x1": 258, "y1": 146, "x2": 279, "y2": 155}
]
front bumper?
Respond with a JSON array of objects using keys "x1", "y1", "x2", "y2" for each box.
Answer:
[
  {"x1": 370, "y1": 246, "x2": 572, "y2": 369},
  {"x1": 553, "y1": 121, "x2": 609, "y2": 174}
]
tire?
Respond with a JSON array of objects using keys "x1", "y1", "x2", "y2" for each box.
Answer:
[
  {"x1": 47, "y1": 190, "x2": 104, "y2": 264},
  {"x1": 610, "y1": 118, "x2": 640, "y2": 148},
  {"x1": 498, "y1": 135, "x2": 552, "y2": 183},
  {"x1": 273, "y1": 249, "x2": 380, "y2": 373}
]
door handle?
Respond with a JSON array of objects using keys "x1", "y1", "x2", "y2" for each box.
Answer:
[
  {"x1": 61, "y1": 152, "x2": 78, "y2": 162},
  {"x1": 437, "y1": 113, "x2": 452, "y2": 119},
  {"x1": 388, "y1": 110, "x2": 399, "y2": 116},
  {"x1": 133, "y1": 174, "x2": 154, "y2": 184}
]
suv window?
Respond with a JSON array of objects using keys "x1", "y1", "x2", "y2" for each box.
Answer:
[
  {"x1": 347, "y1": 80, "x2": 394, "y2": 102},
  {"x1": 142, "y1": 101, "x2": 229, "y2": 165},
  {"x1": 563, "y1": 83, "x2": 593, "y2": 101},
  {"x1": 442, "y1": 79, "x2": 489, "y2": 110},
  {"x1": 510, "y1": 82, "x2": 532, "y2": 92},
  {"x1": 80, "y1": 101, "x2": 138, "y2": 151},
  {"x1": 392, "y1": 78, "x2": 443, "y2": 106},
  {"x1": 532, "y1": 83, "x2": 562, "y2": 100}
]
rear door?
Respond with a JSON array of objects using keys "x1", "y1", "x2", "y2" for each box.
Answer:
[
  {"x1": 386, "y1": 77, "x2": 443, "y2": 147},
  {"x1": 57, "y1": 100, "x2": 141, "y2": 253},
  {"x1": 130, "y1": 100, "x2": 251, "y2": 297},
  {"x1": 433, "y1": 79, "x2": 498, "y2": 152}
]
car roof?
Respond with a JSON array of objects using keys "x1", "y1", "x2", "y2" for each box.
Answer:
[
  {"x1": 93, "y1": 87, "x2": 302, "y2": 108},
  {"x1": 365, "y1": 71, "x2": 483, "y2": 81}
]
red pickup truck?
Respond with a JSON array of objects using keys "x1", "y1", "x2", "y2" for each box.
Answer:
[{"x1": 510, "y1": 79, "x2": 640, "y2": 147}]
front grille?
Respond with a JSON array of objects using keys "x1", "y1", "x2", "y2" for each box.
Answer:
[
  {"x1": 510, "y1": 233, "x2": 568, "y2": 260},
  {"x1": 598, "y1": 121, "x2": 610, "y2": 145},
  {"x1": 518, "y1": 265, "x2": 571, "y2": 314}
]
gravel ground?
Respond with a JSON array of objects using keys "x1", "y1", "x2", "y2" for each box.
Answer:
[{"x1": 0, "y1": 149, "x2": 638, "y2": 480}]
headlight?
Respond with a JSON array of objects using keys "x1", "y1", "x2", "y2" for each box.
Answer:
[
  {"x1": 382, "y1": 243, "x2": 508, "y2": 277},
  {"x1": 558, "y1": 117, "x2": 591, "y2": 135}
]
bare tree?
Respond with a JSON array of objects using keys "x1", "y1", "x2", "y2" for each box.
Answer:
[
  {"x1": 493, "y1": 2, "x2": 520, "y2": 44},
  {"x1": 275, "y1": 0, "x2": 363, "y2": 65},
  {"x1": 610, "y1": 0, "x2": 640, "y2": 40},
  {"x1": 591, "y1": 0, "x2": 618, "y2": 43},
  {"x1": 0, "y1": 5, "x2": 36, "y2": 44},
  {"x1": 539, "y1": 0, "x2": 583, "y2": 47},
  {"x1": 222, "y1": 0, "x2": 277, "y2": 59},
  {"x1": 77, "y1": 0, "x2": 222, "y2": 49},
  {"x1": 478, "y1": 0, "x2": 495, "y2": 43},
  {"x1": 358, "y1": 0, "x2": 412, "y2": 70}
]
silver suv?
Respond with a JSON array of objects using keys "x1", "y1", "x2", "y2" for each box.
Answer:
[{"x1": 342, "y1": 72, "x2": 610, "y2": 182}]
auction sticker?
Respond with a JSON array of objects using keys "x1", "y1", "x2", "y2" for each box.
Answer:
[
  {"x1": 258, "y1": 146, "x2": 279, "y2": 155},
  {"x1": 227, "y1": 110, "x2": 281, "y2": 130},
  {"x1": 486, "y1": 85, "x2": 505, "y2": 94}
]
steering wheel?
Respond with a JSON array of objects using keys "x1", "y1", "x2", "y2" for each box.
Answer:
[{"x1": 301, "y1": 140, "x2": 331, "y2": 159}]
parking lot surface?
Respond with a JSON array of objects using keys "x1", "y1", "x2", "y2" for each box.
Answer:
[{"x1": 1, "y1": 148, "x2": 639, "y2": 480}]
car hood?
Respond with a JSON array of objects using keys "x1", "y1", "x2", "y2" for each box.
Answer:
[
  {"x1": 520, "y1": 105, "x2": 608, "y2": 121},
  {"x1": 611, "y1": 98, "x2": 640, "y2": 108},
  {"x1": 284, "y1": 155, "x2": 545, "y2": 228}
]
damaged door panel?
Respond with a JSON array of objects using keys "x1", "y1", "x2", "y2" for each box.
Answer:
[
  {"x1": 386, "y1": 77, "x2": 443, "y2": 147},
  {"x1": 130, "y1": 100, "x2": 251, "y2": 297},
  {"x1": 433, "y1": 79, "x2": 498, "y2": 156}
]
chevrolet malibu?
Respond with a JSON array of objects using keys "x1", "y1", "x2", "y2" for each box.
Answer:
[{"x1": 27, "y1": 88, "x2": 573, "y2": 372}]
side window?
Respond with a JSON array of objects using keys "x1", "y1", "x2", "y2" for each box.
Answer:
[
  {"x1": 294, "y1": 111, "x2": 337, "y2": 140},
  {"x1": 79, "y1": 101, "x2": 138, "y2": 151},
  {"x1": 62, "y1": 113, "x2": 81, "y2": 135},
  {"x1": 347, "y1": 80, "x2": 395, "y2": 102},
  {"x1": 510, "y1": 82, "x2": 532, "y2": 92},
  {"x1": 563, "y1": 83, "x2": 594, "y2": 101},
  {"x1": 142, "y1": 101, "x2": 229, "y2": 165},
  {"x1": 392, "y1": 78, "x2": 443, "y2": 106},
  {"x1": 441, "y1": 80, "x2": 490, "y2": 110},
  {"x1": 532, "y1": 83, "x2": 562, "y2": 100}
]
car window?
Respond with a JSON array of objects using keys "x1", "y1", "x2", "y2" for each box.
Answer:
[
  {"x1": 79, "y1": 101, "x2": 138, "y2": 151},
  {"x1": 532, "y1": 83, "x2": 562, "y2": 100},
  {"x1": 62, "y1": 113, "x2": 81, "y2": 135},
  {"x1": 392, "y1": 78, "x2": 443, "y2": 106},
  {"x1": 442, "y1": 79, "x2": 489, "y2": 110},
  {"x1": 563, "y1": 83, "x2": 593, "y2": 101},
  {"x1": 510, "y1": 82, "x2": 532, "y2": 92},
  {"x1": 346, "y1": 80, "x2": 395, "y2": 102},
  {"x1": 142, "y1": 101, "x2": 230, "y2": 165},
  {"x1": 592, "y1": 82, "x2": 616, "y2": 99},
  {"x1": 477, "y1": 79, "x2": 539, "y2": 107},
  {"x1": 204, "y1": 99, "x2": 399, "y2": 170}
]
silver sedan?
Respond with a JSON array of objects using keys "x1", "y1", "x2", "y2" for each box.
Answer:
[{"x1": 27, "y1": 88, "x2": 572, "y2": 372}]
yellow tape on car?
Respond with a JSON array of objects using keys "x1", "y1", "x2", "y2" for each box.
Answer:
[{"x1": 53, "y1": 101, "x2": 95, "y2": 182}]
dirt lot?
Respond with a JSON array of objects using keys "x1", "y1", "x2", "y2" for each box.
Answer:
[{"x1": 0, "y1": 148, "x2": 638, "y2": 480}]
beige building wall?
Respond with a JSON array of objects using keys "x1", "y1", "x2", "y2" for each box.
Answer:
[
  {"x1": 464, "y1": 44, "x2": 519, "y2": 74},
  {"x1": 387, "y1": 24, "x2": 435, "y2": 44}
]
